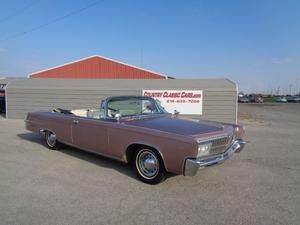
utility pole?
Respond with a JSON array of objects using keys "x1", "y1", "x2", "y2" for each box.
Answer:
[{"x1": 276, "y1": 86, "x2": 280, "y2": 96}]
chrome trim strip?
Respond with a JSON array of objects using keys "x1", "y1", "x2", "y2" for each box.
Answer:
[
  {"x1": 184, "y1": 139, "x2": 246, "y2": 176},
  {"x1": 197, "y1": 135, "x2": 229, "y2": 144},
  {"x1": 56, "y1": 140, "x2": 126, "y2": 163}
]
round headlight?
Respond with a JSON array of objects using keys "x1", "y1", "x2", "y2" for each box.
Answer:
[{"x1": 197, "y1": 143, "x2": 212, "y2": 157}]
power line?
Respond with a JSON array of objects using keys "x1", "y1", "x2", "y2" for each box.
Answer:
[
  {"x1": 0, "y1": 0, "x2": 40, "y2": 23},
  {"x1": 0, "y1": 0, "x2": 103, "y2": 43}
]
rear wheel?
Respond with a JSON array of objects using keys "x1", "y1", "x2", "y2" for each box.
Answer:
[
  {"x1": 134, "y1": 148, "x2": 166, "y2": 184},
  {"x1": 45, "y1": 131, "x2": 60, "y2": 150}
]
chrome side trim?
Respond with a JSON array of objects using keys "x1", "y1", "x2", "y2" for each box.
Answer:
[
  {"x1": 197, "y1": 134, "x2": 229, "y2": 144},
  {"x1": 184, "y1": 139, "x2": 246, "y2": 176},
  {"x1": 52, "y1": 139, "x2": 127, "y2": 163}
]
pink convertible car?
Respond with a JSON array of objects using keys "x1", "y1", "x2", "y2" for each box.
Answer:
[{"x1": 25, "y1": 96, "x2": 246, "y2": 184}]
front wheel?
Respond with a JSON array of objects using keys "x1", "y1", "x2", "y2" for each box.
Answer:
[
  {"x1": 134, "y1": 148, "x2": 166, "y2": 184},
  {"x1": 45, "y1": 131, "x2": 60, "y2": 150}
]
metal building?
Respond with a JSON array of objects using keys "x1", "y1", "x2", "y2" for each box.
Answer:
[
  {"x1": 29, "y1": 55, "x2": 167, "y2": 79},
  {"x1": 0, "y1": 77, "x2": 24, "y2": 117},
  {"x1": 6, "y1": 78, "x2": 238, "y2": 123}
]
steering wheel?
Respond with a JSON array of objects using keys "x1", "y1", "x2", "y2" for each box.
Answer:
[
  {"x1": 108, "y1": 107, "x2": 119, "y2": 112},
  {"x1": 107, "y1": 107, "x2": 120, "y2": 118}
]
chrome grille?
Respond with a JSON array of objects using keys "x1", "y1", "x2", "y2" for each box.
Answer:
[
  {"x1": 211, "y1": 136, "x2": 230, "y2": 147},
  {"x1": 210, "y1": 135, "x2": 234, "y2": 155}
]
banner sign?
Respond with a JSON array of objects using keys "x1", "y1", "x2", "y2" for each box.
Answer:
[{"x1": 143, "y1": 90, "x2": 203, "y2": 115}]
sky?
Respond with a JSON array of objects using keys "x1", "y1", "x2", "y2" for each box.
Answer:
[{"x1": 0, "y1": 0, "x2": 299, "y2": 94}]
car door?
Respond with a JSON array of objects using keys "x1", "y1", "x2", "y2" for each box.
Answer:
[
  {"x1": 71, "y1": 116, "x2": 109, "y2": 155},
  {"x1": 48, "y1": 113, "x2": 73, "y2": 144}
]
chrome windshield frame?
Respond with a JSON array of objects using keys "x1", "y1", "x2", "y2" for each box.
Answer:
[{"x1": 101, "y1": 96, "x2": 168, "y2": 120}]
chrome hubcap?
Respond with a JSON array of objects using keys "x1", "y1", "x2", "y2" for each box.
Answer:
[
  {"x1": 137, "y1": 150, "x2": 159, "y2": 179},
  {"x1": 47, "y1": 132, "x2": 56, "y2": 147}
]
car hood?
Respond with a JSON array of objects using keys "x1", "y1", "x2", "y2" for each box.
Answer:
[{"x1": 123, "y1": 115, "x2": 229, "y2": 137}]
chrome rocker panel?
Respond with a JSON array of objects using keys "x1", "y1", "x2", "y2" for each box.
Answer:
[{"x1": 184, "y1": 139, "x2": 246, "y2": 176}]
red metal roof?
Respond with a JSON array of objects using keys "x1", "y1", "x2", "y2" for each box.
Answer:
[{"x1": 29, "y1": 55, "x2": 166, "y2": 79}]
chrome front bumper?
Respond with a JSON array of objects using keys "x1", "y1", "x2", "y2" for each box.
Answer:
[{"x1": 184, "y1": 139, "x2": 246, "y2": 176}]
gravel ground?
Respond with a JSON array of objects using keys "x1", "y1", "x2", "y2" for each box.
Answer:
[{"x1": 0, "y1": 103, "x2": 299, "y2": 225}]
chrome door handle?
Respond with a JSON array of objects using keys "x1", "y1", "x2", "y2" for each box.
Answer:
[{"x1": 73, "y1": 120, "x2": 79, "y2": 124}]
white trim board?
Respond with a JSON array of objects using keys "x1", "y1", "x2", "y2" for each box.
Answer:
[{"x1": 28, "y1": 55, "x2": 167, "y2": 79}]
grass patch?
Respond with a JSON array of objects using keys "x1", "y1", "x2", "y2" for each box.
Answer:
[{"x1": 263, "y1": 96, "x2": 276, "y2": 102}]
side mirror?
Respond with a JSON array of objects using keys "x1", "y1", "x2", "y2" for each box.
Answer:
[
  {"x1": 173, "y1": 110, "x2": 180, "y2": 117},
  {"x1": 115, "y1": 113, "x2": 122, "y2": 121}
]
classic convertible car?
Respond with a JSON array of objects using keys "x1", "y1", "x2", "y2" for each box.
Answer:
[{"x1": 25, "y1": 96, "x2": 246, "y2": 184}]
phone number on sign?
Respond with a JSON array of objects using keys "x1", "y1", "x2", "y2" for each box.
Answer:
[{"x1": 166, "y1": 99, "x2": 200, "y2": 103}]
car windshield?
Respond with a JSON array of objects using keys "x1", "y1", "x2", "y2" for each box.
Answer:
[{"x1": 107, "y1": 97, "x2": 167, "y2": 118}]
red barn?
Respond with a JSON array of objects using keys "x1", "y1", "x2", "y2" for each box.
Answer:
[{"x1": 29, "y1": 55, "x2": 167, "y2": 79}]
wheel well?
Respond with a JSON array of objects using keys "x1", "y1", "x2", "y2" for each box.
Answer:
[
  {"x1": 40, "y1": 129, "x2": 57, "y2": 140},
  {"x1": 125, "y1": 144, "x2": 165, "y2": 166},
  {"x1": 40, "y1": 129, "x2": 51, "y2": 134}
]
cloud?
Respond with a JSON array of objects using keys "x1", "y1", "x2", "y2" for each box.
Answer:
[{"x1": 271, "y1": 58, "x2": 292, "y2": 65}]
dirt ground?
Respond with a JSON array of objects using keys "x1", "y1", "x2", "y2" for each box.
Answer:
[{"x1": 0, "y1": 103, "x2": 299, "y2": 225}]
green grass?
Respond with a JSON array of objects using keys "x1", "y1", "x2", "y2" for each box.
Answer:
[{"x1": 263, "y1": 96, "x2": 276, "y2": 102}]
